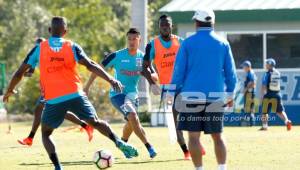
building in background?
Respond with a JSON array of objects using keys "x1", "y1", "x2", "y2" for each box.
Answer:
[{"x1": 160, "y1": 0, "x2": 300, "y2": 125}]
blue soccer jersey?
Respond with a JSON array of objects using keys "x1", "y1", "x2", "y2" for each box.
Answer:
[{"x1": 102, "y1": 48, "x2": 144, "y2": 100}]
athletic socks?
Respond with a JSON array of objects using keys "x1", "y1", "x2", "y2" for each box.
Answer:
[
  {"x1": 80, "y1": 122, "x2": 87, "y2": 129},
  {"x1": 49, "y1": 153, "x2": 61, "y2": 168},
  {"x1": 195, "y1": 167, "x2": 203, "y2": 170},
  {"x1": 28, "y1": 131, "x2": 35, "y2": 139},
  {"x1": 109, "y1": 132, "x2": 118, "y2": 144},
  {"x1": 121, "y1": 138, "x2": 128, "y2": 143},
  {"x1": 262, "y1": 123, "x2": 268, "y2": 128},
  {"x1": 218, "y1": 164, "x2": 227, "y2": 170},
  {"x1": 145, "y1": 143, "x2": 152, "y2": 150},
  {"x1": 180, "y1": 144, "x2": 189, "y2": 153}
]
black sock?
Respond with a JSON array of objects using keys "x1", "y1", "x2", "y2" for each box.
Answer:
[
  {"x1": 80, "y1": 122, "x2": 87, "y2": 128},
  {"x1": 109, "y1": 133, "x2": 118, "y2": 144},
  {"x1": 180, "y1": 144, "x2": 189, "y2": 153},
  {"x1": 121, "y1": 138, "x2": 128, "y2": 143},
  {"x1": 145, "y1": 143, "x2": 152, "y2": 150},
  {"x1": 49, "y1": 153, "x2": 60, "y2": 167},
  {"x1": 28, "y1": 131, "x2": 35, "y2": 139}
]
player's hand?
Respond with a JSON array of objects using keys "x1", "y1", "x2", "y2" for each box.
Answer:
[
  {"x1": 226, "y1": 98, "x2": 234, "y2": 107},
  {"x1": 3, "y1": 89, "x2": 17, "y2": 103},
  {"x1": 150, "y1": 83, "x2": 161, "y2": 95},
  {"x1": 109, "y1": 79, "x2": 123, "y2": 93}
]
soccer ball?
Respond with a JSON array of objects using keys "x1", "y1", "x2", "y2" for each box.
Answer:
[{"x1": 93, "y1": 150, "x2": 114, "y2": 169}]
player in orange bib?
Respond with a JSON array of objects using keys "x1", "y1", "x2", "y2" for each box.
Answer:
[
  {"x1": 142, "y1": 15, "x2": 205, "y2": 160},
  {"x1": 3, "y1": 16, "x2": 138, "y2": 170}
]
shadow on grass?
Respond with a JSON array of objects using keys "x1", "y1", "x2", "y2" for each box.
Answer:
[
  {"x1": 116, "y1": 158, "x2": 185, "y2": 165},
  {"x1": 19, "y1": 158, "x2": 185, "y2": 166}
]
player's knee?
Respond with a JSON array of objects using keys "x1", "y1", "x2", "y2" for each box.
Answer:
[
  {"x1": 211, "y1": 133, "x2": 223, "y2": 142},
  {"x1": 127, "y1": 112, "x2": 138, "y2": 120}
]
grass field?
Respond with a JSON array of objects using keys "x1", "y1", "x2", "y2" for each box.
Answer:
[{"x1": 0, "y1": 122, "x2": 299, "y2": 170}]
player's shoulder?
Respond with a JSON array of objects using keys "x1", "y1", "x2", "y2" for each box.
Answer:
[{"x1": 115, "y1": 48, "x2": 127, "y2": 56}]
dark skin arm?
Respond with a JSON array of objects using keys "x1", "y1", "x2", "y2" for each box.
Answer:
[
  {"x1": 3, "y1": 63, "x2": 31, "y2": 102},
  {"x1": 141, "y1": 60, "x2": 161, "y2": 95},
  {"x1": 78, "y1": 57, "x2": 123, "y2": 93}
]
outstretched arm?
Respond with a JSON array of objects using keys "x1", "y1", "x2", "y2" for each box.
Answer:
[
  {"x1": 3, "y1": 63, "x2": 31, "y2": 102},
  {"x1": 78, "y1": 57, "x2": 122, "y2": 93}
]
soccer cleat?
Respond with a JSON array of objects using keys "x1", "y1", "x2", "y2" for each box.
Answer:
[
  {"x1": 184, "y1": 151, "x2": 191, "y2": 160},
  {"x1": 17, "y1": 137, "x2": 33, "y2": 146},
  {"x1": 148, "y1": 146, "x2": 157, "y2": 158},
  {"x1": 116, "y1": 140, "x2": 138, "y2": 158},
  {"x1": 83, "y1": 125, "x2": 94, "y2": 142},
  {"x1": 286, "y1": 121, "x2": 292, "y2": 131},
  {"x1": 258, "y1": 127, "x2": 268, "y2": 131}
]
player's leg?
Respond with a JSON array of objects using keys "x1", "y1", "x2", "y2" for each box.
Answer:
[
  {"x1": 64, "y1": 112, "x2": 94, "y2": 141},
  {"x1": 126, "y1": 111, "x2": 157, "y2": 158},
  {"x1": 41, "y1": 102, "x2": 68, "y2": 170},
  {"x1": 260, "y1": 96, "x2": 270, "y2": 130},
  {"x1": 18, "y1": 99, "x2": 44, "y2": 146},
  {"x1": 41, "y1": 124, "x2": 62, "y2": 170},
  {"x1": 111, "y1": 94, "x2": 156, "y2": 158},
  {"x1": 211, "y1": 133, "x2": 227, "y2": 170},
  {"x1": 173, "y1": 104, "x2": 191, "y2": 159},
  {"x1": 188, "y1": 132, "x2": 203, "y2": 169},
  {"x1": 121, "y1": 122, "x2": 133, "y2": 142},
  {"x1": 70, "y1": 96, "x2": 138, "y2": 158},
  {"x1": 274, "y1": 95, "x2": 292, "y2": 130},
  {"x1": 244, "y1": 92, "x2": 255, "y2": 126}
]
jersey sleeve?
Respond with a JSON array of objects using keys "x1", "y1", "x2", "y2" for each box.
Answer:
[
  {"x1": 223, "y1": 43, "x2": 237, "y2": 93},
  {"x1": 248, "y1": 72, "x2": 256, "y2": 82},
  {"x1": 262, "y1": 73, "x2": 269, "y2": 86},
  {"x1": 72, "y1": 42, "x2": 89, "y2": 62},
  {"x1": 24, "y1": 45, "x2": 40, "y2": 68},
  {"x1": 102, "y1": 52, "x2": 117, "y2": 68}
]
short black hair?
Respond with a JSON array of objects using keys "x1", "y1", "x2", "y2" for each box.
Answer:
[
  {"x1": 159, "y1": 14, "x2": 172, "y2": 21},
  {"x1": 126, "y1": 28, "x2": 141, "y2": 36},
  {"x1": 51, "y1": 16, "x2": 67, "y2": 28}
]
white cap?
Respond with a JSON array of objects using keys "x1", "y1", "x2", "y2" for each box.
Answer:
[{"x1": 192, "y1": 8, "x2": 215, "y2": 24}]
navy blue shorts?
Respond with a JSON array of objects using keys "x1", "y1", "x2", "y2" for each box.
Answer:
[
  {"x1": 177, "y1": 102, "x2": 224, "y2": 134},
  {"x1": 110, "y1": 94, "x2": 139, "y2": 119},
  {"x1": 41, "y1": 96, "x2": 97, "y2": 128},
  {"x1": 262, "y1": 92, "x2": 284, "y2": 114}
]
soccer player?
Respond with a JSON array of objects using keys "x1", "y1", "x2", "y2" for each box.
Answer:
[
  {"x1": 142, "y1": 14, "x2": 203, "y2": 160},
  {"x1": 84, "y1": 28, "x2": 157, "y2": 158},
  {"x1": 3, "y1": 16, "x2": 138, "y2": 170},
  {"x1": 18, "y1": 38, "x2": 94, "y2": 146},
  {"x1": 171, "y1": 9, "x2": 237, "y2": 170},
  {"x1": 260, "y1": 58, "x2": 292, "y2": 131},
  {"x1": 241, "y1": 60, "x2": 256, "y2": 126}
]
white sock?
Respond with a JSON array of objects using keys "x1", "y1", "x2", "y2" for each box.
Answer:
[
  {"x1": 196, "y1": 166, "x2": 203, "y2": 170},
  {"x1": 218, "y1": 164, "x2": 227, "y2": 170},
  {"x1": 262, "y1": 123, "x2": 268, "y2": 128}
]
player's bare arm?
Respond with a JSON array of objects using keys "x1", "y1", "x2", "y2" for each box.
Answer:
[
  {"x1": 3, "y1": 63, "x2": 31, "y2": 102},
  {"x1": 78, "y1": 57, "x2": 123, "y2": 93}
]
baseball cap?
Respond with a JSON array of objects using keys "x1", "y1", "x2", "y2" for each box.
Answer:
[
  {"x1": 241, "y1": 60, "x2": 252, "y2": 68},
  {"x1": 192, "y1": 8, "x2": 215, "y2": 24},
  {"x1": 266, "y1": 58, "x2": 276, "y2": 67}
]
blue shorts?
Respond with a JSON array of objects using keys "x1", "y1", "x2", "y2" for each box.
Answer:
[
  {"x1": 262, "y1": 92, "x2": 284, "y2": 114},
  {"x1": 110, "y1": 94, "x2": 139, "y2": 119},
  {"x1": 41, "y1": 96, "x2": 97, "y2": 128},
  {"x1": 177, "y1": 102, "x2": 224, "y2": 134}
]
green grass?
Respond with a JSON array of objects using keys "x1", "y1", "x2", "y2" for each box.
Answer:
[{"x1": 0, "y1": 122, "x2": 299, "y2": 170}]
